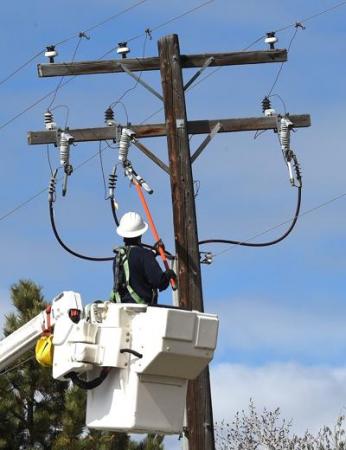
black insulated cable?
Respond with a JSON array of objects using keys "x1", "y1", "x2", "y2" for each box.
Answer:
[
  {"x1": 48, "y1": 172, "x2": 114, "y2": 261},
  {"x1": 65, "y1": 368, "x2": 110, "y2": 390},
  {"x1": 110, "y1": 199, "x2": 120, "y2": 227},
  {"x1": 49, "y1": 200, "x2": 114, "y2": 261},
  {"x1": 199, "y1": 186, "x2": 302, "y2": 248},
  {"x1": 48, "y1": 174, "x2": 171, "y2": 262}
]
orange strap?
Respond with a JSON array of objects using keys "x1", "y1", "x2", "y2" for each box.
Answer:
[
  {"x1": 42, "y1": 305, "x2": 52, "y2": 336},
  {"x1": 133, "y1": 180, "x2": 177, "y2": 290}
]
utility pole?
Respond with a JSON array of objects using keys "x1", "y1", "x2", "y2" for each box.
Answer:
[
  {"x1": 28, "y1": 34, "x2": 311, "y2": 450},
  {"x1": 158, "y1": 34, "x2": 214, "y2": 448}
]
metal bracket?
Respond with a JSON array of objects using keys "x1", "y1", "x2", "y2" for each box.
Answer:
[
  {"x1": 120, "y1": 64, "x2": 163, "y2": 101},
  {"x1": 191, "y1": 122, "x2": 222, "y2": 163},
  {"x1": 200, "y1": 252, "x2": 213, "y2": 265},
  {"x1": 132, "y1": 138, "x2": 170, "y2": 175},
  {"x1": 184, "y1": 56, "x2": 215, "y2": 91}
]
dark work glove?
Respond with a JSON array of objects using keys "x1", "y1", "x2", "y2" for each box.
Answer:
[
  {"x1": 154, "y1": 239, "x2": 165, "y2": 256},
  {"x1": 165, "y1": 268, "x2": 177, "y2": 281}
]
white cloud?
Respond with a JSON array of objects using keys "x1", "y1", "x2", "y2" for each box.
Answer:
[
  {"x1": 128, "y1": 362, "x2": 346, "y2": 449},
  {"x1": 211, "y1": 362, "x2": 346, "y2": 435},
  {"x1": 214, "y1": 296, "x2": 346, "y2": 361}
]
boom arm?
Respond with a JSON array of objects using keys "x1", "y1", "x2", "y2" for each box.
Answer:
[{"x1": 0, "y1": 291, "x2": 82, "y2": 372}]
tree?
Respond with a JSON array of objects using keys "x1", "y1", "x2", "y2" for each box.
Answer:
[
  {"x1": 0, "y1": 279, "x2": 165, "y2": 450},
  {"x1": 214, "y1": 399, "x2": 346, "y2": 450},
  {"x1": 0, "y1": 280, "x2": 69, "y2": 450}
]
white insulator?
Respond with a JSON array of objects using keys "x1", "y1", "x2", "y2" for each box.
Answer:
[
  {"x1": 264, "y1": 108, "x2": 276, "y2": 117},
  {"x1": 59, "y1": 132, "x2": 74, "y2": 166},
  {"x1": 265, "y1": 36, "x2": 278, "y2": 45},
  {"x1": 118, "y1": 128, "x2": 135, "y2": 162},
  {"x1": 279, "y1": 118, "x2": 293, "y2": 154},
  {"x1": 117, "y1": 43, "x2": 130, "y2": 57},
  {"x1": 45, "y1": 50, "x2": 57, "y2": 58},
  {"x1": 44, "y1": 111, "x2": 56, "y2": 130},
  {"x1": 118, "y1": 132, "x2": 130, "y2": 162}
]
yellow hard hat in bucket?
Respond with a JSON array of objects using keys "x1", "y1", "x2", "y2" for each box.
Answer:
[{"x1": 35, "y1": 335, "x2": 54, "y2": 367}]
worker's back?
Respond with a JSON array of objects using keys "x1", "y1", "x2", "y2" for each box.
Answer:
[{"x1": 113, "y1": 244, "x2": 170, "y2": 305}]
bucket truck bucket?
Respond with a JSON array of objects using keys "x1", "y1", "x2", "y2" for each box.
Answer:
[{"x1": 84, "y1": 304, "x2": 218, "y2": 434}]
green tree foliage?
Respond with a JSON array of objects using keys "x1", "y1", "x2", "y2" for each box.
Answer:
[
  {"x1": 0, "y1": 280, "x2": 166, "y2": 450},
  {"x1": 215, "y1": 399, "x2": 346, "y2": 450},
  {"x1": 0, "y1": 280, "x2": 69, "y2": 450}
]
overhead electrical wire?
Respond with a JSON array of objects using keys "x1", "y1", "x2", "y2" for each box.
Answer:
[
  {"x1": 48, "y1": 177, "x2": 172, "y2": 262},
  {"x1": 109, "y1": 33, "x2": 149, "y2": 107},
  {"x1": 0, "y1": 0, "x2": 345, "y2": 234},
  {"x1": 125, "y1": 0, "x2": 216, "y2": 43},
  {"x1": 210, "y1": 190, "x2": 346, "y2": 259},
  {"x1": 199, "y1": 186, "x2": 302, "y2": 248},
  {"x1": 267, "y1": 25, "x2": 301, "y2": 97},
  {"x1": 0, "y1": 146, "x2": 107, "y2": 222},
  {"x1": 54, "y1": 0, "x2": 149, "y2": 47},
  {"x1": 49, "y1": 198, "x2": 114, "y2": 262},
  {"x1": 274, "y1": 0, "x2": 346, "y2": 34},
  {"x1": 0, "y1": 0, "x2": 215, "y2": 134},
  {"x1": 48, "y1": 35, "x2": 85, "y2": 110},
  {"x1": 172, "y1": 0, "x2": 346, "y2": 100},
  {"x1": 0, "y1": 0, "x2": 149, "y2": 90},
  {"x1": 0, "y1": 149, "x2": 345, "y2": 259},
  {"x1": 0, "y1": 0, "x2": 344, "y2": 133},
  {"x1": 0, "y1": 50, "x2": 44, "y2": 88}
]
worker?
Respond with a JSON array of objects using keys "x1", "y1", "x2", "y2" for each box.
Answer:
[{"x1": 112, "y1": 211, "x2": 176, "y2": 305}]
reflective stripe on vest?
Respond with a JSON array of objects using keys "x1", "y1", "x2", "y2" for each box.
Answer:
[{"x1": 113, "y1": 246, "x2": 145, "y2": 304}]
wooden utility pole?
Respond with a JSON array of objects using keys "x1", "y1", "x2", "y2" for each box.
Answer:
[
  {"x1": 28, "y1": 34, "x2": 311, "y2": 450},
  {"x1": 158, "y1": 34, "x2": 214, "y2": 448}
]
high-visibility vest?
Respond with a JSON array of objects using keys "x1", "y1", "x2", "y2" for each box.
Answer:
[{"x1": 112, "y1": 246, "x2": 145, "y2": 304}]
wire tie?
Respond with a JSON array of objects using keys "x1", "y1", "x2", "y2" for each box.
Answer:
[
  {"x1": 79, "y1": 32, "x2": 91, "y2": 40},
  {"x1": 145, "y1": 28, "x2": 153, "y2": 40},
  {"x1": 295, "y1": 22, "x2": 306, "y2": 30}
]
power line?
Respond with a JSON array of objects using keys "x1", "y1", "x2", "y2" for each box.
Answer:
[
  {"x1": 267, "y1": 26, "x2": 301, "y2": 97},
  {"x1": 109, "y1": 34, "x2": 149, "y2": 107},
  {"x1": 171, "y1": 0, "x2": 346, "y2": 99},
  {"x1": 210, "y1": 191, "x2": 346, "y2": 258},
  {"x1": 274, "y1": 0, "x2": 346, "y2": 33},
  {"x1": 1, "y1": 0, "x2": 344, "y2": 223},
  {"x1": 54, "y1": 0, "x2": 150, "y2": 47},
  {"x1": 0, "y1": 50, "x2": 44, "y2": 88},
  {"x1": 0, "y1": 0, "x2": 149, "y2": 90},
  {"x1": 126, "y1": 0, "x2": 216, "y2": 43},
  {"x1": 0, "y1": 1, "x2": 215, "y2": 134},
  {"x1": 137, "y1": 34, "x2": 268, "y2": 125},
  {"x1": 48, "y1": 35, "x2": 85, "y2": 111},
  {"x1": 0, "y1": 146, "x2": 108, "y2": 223}
]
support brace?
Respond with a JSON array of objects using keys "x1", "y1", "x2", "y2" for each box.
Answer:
[
  {"x1": 132, "y1": 138, "x2": 170, "y2": 174},
  {"x1": 191, "y1": 122, "x2": 222, "y2": 163},
  {"x1": 120, "y1": 64, "x2": 163, "y2": 101},
  {"x1": 184, "y1": 56, "x2": 215, "y2": 91}
]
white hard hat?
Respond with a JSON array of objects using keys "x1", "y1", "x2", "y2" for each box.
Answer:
[{"x1": 117, "y1": 212, "x2": 148, "y2": 238}]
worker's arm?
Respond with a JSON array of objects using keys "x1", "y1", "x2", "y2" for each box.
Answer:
[{"x1": 143, "y1": 252, "x2": 175, "y2": 291}]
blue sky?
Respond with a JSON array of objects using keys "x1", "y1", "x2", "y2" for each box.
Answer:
[{"x1": 0, "y1": 0, "x2": 346, "y2": 448}]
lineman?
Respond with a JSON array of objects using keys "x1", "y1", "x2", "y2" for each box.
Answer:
[{"x1": 112, "y1": 212, "x2": 176, "y2": 305}]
